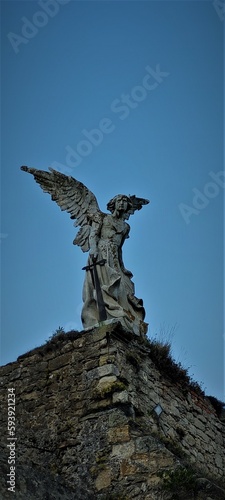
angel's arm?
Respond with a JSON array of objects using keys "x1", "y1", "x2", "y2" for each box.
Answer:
[
  {"x1": 118, "y1": 225, "x2": 133, "y2": 278},
  {"x1": 89, "y1": 222, "x2": 101, "y2": 259}
]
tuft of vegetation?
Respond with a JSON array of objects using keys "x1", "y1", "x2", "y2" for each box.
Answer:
[
  {"x1": 139, "y1": 336, "x2": 204, "y2": 396},
  {"x1": 159, "y1": 466, "x2": 198, "y2": 499},
  {"x1": 93, "y1": 380, "x2": 127, "y2": 399},
  {"x1": 154, "y1": 432, "x2": 186, "y2": 460},
  {"x1": 176, "y1": 426, "x2": 186, "y2": 440},
  {"x1": 17, "y1": 328, "x2": 80, "y2": 360},
  {"x1": 126, "y1": 350, "x2": 141, "y2": 370},
  {"x1": 47, "y1": 326, "x2": 65, "y2": 341},
  {"x1": 206, "y1": 396, "x2": 225, "y2": 418},
  {"x1": 156, "y1": 322, "x2": 177, "y2": 346},
  {"x1": 37, "y1": 329, "x2": 80, "y2": 356}
]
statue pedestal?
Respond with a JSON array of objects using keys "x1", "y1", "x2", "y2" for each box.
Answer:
[{"x1": 83, "y1": 317, "x2": 148, "y2": 337}]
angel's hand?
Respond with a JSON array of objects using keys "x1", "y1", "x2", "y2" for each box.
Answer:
[{"x1": 90, "y1": 252, "x2": 98, "y2": 262}]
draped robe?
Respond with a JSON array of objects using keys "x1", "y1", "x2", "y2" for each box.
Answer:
[{"x1": 81, "y1": 213, "x2": 147, "y2": 335}]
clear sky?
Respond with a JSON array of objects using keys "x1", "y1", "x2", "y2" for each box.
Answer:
[{"x1": 1, "y1": 0, "x2": 224, "y2": 401}]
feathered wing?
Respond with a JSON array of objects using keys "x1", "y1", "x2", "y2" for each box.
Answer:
[
  {"x1": 124, "y1": 195, "x2": 150, "y2": 219},
  {"x1": 21, "y1": 166, "x2": 103, "y2": 252}
]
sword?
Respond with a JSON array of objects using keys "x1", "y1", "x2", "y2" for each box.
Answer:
[{"x1": 82, "y1": 257, "x2": 107, "y2": 322}]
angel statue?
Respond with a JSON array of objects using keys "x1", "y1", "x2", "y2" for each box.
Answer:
[{"x1": 21, "y1": 167, "x2": 149, "y2": 336}]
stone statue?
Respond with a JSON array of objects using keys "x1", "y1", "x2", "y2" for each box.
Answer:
[{"x1": 21, "y1": 167, "x2": 149, "y2": 336}]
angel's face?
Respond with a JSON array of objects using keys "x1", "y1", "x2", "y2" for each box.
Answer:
[{"x1": 115, "y1": 196, "x2": 128, "y2": 212}]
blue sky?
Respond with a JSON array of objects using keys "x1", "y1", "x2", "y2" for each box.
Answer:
[{"x1": 1, "y1": 0, "x2": 224, "y2": 400}]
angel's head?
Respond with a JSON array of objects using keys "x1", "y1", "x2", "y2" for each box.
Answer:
[{"x1": 107, "y1": 195, "x2": 132, "y2": 215}]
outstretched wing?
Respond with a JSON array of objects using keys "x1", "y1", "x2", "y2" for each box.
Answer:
[
  {"x1": 124, "y1": 195, "x2": 150, "y2": 220},
  {"x1": 21, "y1": 166, "x2": 102, "y2": 252}
]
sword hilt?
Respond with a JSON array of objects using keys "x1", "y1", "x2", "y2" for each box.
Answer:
[{"x1": 82, "y1": 259, "x2": 106, "y2": 271}]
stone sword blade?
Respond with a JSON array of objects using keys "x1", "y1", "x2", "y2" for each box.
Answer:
[{"x1": 82, "y1": 258, "x2": 107, "y2": 322}]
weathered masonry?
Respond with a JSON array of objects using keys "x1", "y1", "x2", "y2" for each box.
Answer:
[{"x1": 0, "y1": 324, "x2": 224, "y2": 499}]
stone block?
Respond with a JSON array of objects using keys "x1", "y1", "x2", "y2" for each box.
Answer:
[
  {"x1": 215, "y1": 454, "x2": 223, "y2": 469},
  {"x1": 83, "y1": 359, "x2": 98, "y2": 371},
  {"x1": 169, "y1": 405, "x2": 180, "y2": 417},
  {"x1": 9, "y1": 368, "x2": 22, "y2": 380},
  {"x1": 96, "y1": 375, "x2": 117, "y2": 392},
  {"x1": 48, "y1": 353, "x2": 73, "y2": 371},
  {"x1": 111, "y1": 441, "x2": 135, "y2": 458},
  {"x1": 206, "y1": 428, "x2": 219, "y2": 441},
  {"x1": 135, "y1": 436, "x2": 158, "y2": 453},
  {"x1": 92, "y1": 329, "x2": 107, "y2": 342},
  {"x1": 183, "y1": 434, "x2": 196, "y2": 447},
  {"x1": 120, "y1": 459, "x2": 137, "y2": 477},
  {"x1": 196, "y1": 428, "x2": 209, "y2": 442},
  {"x1": 99, "y1": 355, "x2": 116, "y2": 366},
  {"x1": 99, "y1": 347, "x2": 117, "y2": 356},
  {"x1": 85, "y1": 363, "x2": 119, "y2": 382},
  {"x1": 194, "y1": 418, "x2": 206, "y2": 432},
  {"x1": 112, "y1": 390, "x2": 129, "y2": 404},
  {"x1": 196, "y1": 452, "x2": 205, "y2": 463},
  {"x1": 75, "y1": 339, "x2": 85, "y2": 348},
  {"x1": 89, "y1": 398, "x2": 112, "y2": 411},
  {"x1": 99, "y1": 355, "x2": 109, "y2": 366},
  {"x1": 129, "y1": 392, "x2": 140, "y2": 410},
  {"x1": 150, "y1": 451, "x2": 174, "y2": 469},
  {"x1": 33, "y1": 362, "x2": 48, "y2": 373},
  {"x1": 84, "y1": 367, "x2": 99, "y2": 381},
  {"x1": 99, "y1": 339, "x2": 108, "y2": 348},
  {"x1": 23, "y1": 391, "x2": 40, "y2": 400},
  {"x1": 132, "y1": 452, "x2": 149, "y2": 466},
  {"x1": 95, "y1": 468, "x2": 111, "y2": 491},
  {"x1": 108, "y1": 409, "x2": 128, "y2": 428},
  {"x1": 97, "y1": 364, "x2": 119, "y2": 378},
  {"x1": 147, "y1": 474, "x2": 161, "y2": 486},
  {"x1": 108, "y1": 425, "x2": 130, "y2": 443}
]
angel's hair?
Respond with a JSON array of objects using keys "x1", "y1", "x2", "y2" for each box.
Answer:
[{"x1": 107, "y1": 194, "x2": 132, "y2": 214}]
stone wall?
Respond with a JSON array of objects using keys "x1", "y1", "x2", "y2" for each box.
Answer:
[{"x1": 0, "y1": 323, "x2": 224, "y2": 499}]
